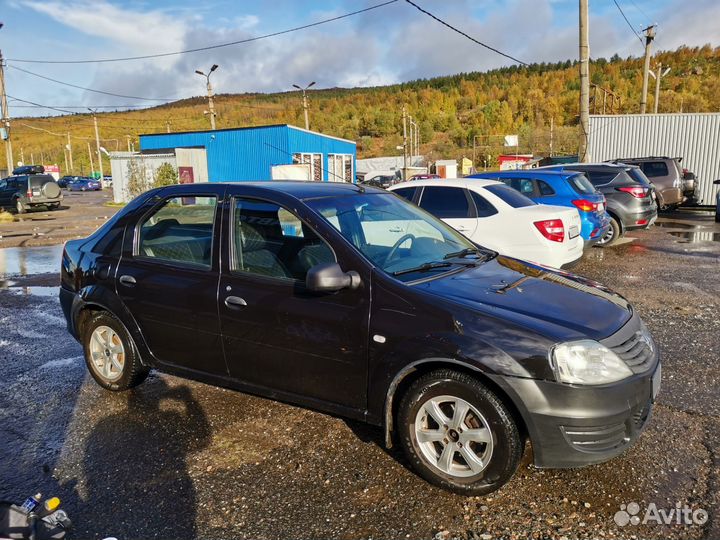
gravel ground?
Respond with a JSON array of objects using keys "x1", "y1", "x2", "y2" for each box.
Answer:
[{"x1": 0, "y1": 208, "x2": 718, "y2": 540}]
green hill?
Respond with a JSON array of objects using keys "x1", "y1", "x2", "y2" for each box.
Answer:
[{"x1": 10, "y1": 45, "x2": 720, "y2": 175}]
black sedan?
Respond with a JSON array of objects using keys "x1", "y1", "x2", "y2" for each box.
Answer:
[{"x1": 60, "y1": 181, "x2": 660, "y2": 494}]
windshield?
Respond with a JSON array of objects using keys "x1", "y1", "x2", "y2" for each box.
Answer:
[{"x1": 306, "y1": 193, "x2": 486, "y2": 281}]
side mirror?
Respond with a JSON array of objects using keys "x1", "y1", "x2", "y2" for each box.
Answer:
[{"x1": 306, "y1": 262, "x2": 361, "y2": 292}]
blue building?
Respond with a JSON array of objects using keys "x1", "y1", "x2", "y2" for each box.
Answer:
[{"x1": 139, "y1": 124, "x2": 356, "y2": 183}]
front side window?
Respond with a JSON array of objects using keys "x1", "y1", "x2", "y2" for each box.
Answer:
[
  {"x1": 306, "y1": 193, "x2": 480, "y2": 281},
  {"x1": 419, "y1": 186, "x2": 472, "y2": 218},
  {"x1": 233, "y1": 198, "x2": 334, "y2": 281},
  {"x1": 393, "y1": 186, "x2": 418, "y2": 202},
  {"x1": 138, "y1": 196, "x2": 217, "y2": 268}
]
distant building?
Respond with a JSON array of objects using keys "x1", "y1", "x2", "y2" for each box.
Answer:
[{"x1": 110, "y1": 124, "x2": 356, "y2": 203}]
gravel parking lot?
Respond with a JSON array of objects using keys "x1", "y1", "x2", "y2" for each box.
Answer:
[{"x1": 0, "y1": 202, "x2": 718, "y2": 539}]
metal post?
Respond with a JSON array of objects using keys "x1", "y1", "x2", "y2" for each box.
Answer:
[
  {"x1": 126, "y1": 135, "x2": 132, "y2": 152},
  {"x1": 87, "y1": 141, "x2": 94, "y2": 175},
  {"x1": 302, "y1": 90, "x2": 309, "y2": 131},
  {"x1": 402, "y1": 105, "x2": 408, "y2": 181},
  {"x1": 66, "y1": 132, "x2": 73, "y2": 173},
  {"x1": 91, "y1": 111, "x2": 104, "y2": 177},
  {"x1": 578, "y1": 0, "x2": 591, "y2": 162},
  {"x1": 550, "y1": 117, "x2": 554, "y2": 157},
  {"x1": 166, "y1": 120, "x2": 171, "y2": 133},
  {"x1": 640, "y1": 25, "x2": 656, "y2": 114},
  {"x1": 0, "y1": 49, "x2": 14, "y2": 173},
  {"x1": 207, "y1": 79, "x2": 217, "y2": 130}
]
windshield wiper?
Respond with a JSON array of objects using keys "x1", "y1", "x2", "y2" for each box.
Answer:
[
  {"x1": 391, "y1": 261, "x2": 453, "y2": 276},
  {"x1": 443, "y1": 247, "x2": 482, "y2": 260}
]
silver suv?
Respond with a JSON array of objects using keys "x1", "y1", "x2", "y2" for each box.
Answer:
[{"x1": 610, "y1": 157, "x2": 695, "y2": 210}]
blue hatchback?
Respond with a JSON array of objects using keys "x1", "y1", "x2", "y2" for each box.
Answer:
[{"x1": 468, "y1": 170, "x2": 610, "y2": 245}]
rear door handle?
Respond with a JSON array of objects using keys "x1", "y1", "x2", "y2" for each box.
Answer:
[
  {"x1": 224, "y1": 296, "x2": 247, "y2": 309},
  {"x1": 119, "y1": 275, "x2": 136, "y2": 286}
]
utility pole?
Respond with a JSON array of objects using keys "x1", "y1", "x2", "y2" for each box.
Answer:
[
  {"x1": 19, "y1": 147, "x2": 24, "y2": 164},
  {"x1": 166, "y1": 120, "x2": 171, "y2": 133},
  {"x1": 550, "y1": 117, "x2": 555, "y2": 157},
  {"x1": 293, "y1": 81, "x2": 315, "y2": 131},
  {"x1": 402, "y1": 105, "x2": 408, "y2": 180},
  {"x1": 0, "y1": 49, "x2": 14, "y2": 174},
  {"x1": 640, "y1": 25, "x2": 656, "y2": 114},
  {"x1": 87, "y1": 141, "x2": 94, "y2": 175},
  {"x1": 578, "y1": 0, "x2": 590, "y2": 162},
  {"x1": 649, "y1": 63, "x2": 671, "y2": 114},
  {"x1": 196, "y1": 64, "x2": 219, "y2": 130},
  {"x1": 126, "y1": 135, "x2": 132, "y2": 152},
  {"x1": 89, "y1": 109, "x2": 104, "y2": 178},
  {"x1": 66, "y1": 132, "x2": 73, "y2": 173}
]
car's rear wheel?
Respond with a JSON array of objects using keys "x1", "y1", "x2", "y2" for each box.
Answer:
[
  {"x1": 597, "y1": 216, "x2": 621, "y2": 247},
  {"x1": 15, "y1": 199, "x2": 25, "y2": 214},
  {"x1": 397, "y1": 369, "x2": 523, "y2": 495},
  {"x1": 83, "y1": 311, "x2": 150, "y2": 391}
]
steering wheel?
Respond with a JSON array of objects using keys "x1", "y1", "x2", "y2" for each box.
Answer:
[{"x1": 384, "y1": 233, "x2": 416, "y2": 266}]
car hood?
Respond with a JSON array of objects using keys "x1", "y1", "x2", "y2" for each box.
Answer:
[{"x1": 414, "y1": 255, "x2": 632, "y2": 342}]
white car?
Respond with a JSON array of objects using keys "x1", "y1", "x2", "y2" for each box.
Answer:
[{"x1": 388, "y1": 178, "x2": 584, "y2": 268}]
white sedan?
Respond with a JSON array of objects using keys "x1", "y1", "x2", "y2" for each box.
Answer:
[{"x1": 388, "y1": 178, "x2": 583, "y2": 268}]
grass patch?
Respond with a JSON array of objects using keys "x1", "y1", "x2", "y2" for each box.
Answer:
[
  {"x1": 104, "y1": 202, "x2": 126, "y2": 207},
  {"x1": 0, "y1": 210, "x2": 15, "y2": 223}
]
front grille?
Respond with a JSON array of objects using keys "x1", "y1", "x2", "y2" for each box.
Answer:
[{"x1": 609, "y1": 332, "x2": 655, "y2": 373}]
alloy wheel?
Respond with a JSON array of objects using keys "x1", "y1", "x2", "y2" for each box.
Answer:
[
  {"x1": 89, "y1": 325, "x2": 125, "y2": 381},
  {"x1": 414, "y1": 394, "x2": 494, "y2": 478}
]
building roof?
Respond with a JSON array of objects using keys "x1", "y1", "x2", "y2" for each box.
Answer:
[{"x1": 139, "y1": 123, "x2": 356, "y2": 145}]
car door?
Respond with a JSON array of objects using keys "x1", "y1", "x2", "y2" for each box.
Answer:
[
  {"x1": 465, "y1": 188, "x2": 501, "y2": 246},
  {"x1": 0, "y1": 179, "x2": 9, "y2": 206},
  {"x1": 115, "y1": 185, "x2": 228, "y2": 375},
  {"x1": 417, "y1": 186, "x2": 478, "y2": 237},
  {"x1": 218, "y1": 192, "x2": 370, "y2": 410}
]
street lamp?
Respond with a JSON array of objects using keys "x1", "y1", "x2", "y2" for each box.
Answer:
[
  {"x1": 293, "y1": 81, "x2": 315, "y2": 130},
  {"x1": 196, "y1": 64, "x2": 219, "y2": 130}
]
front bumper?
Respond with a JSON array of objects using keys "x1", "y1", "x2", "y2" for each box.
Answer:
[{"x1": 489, "y1": 314, "x2": 660, "y2": 468}]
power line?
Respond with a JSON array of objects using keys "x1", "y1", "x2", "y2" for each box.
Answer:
[
  {"x1": 403, "y1": 0, "x2": 529, "y2": 66},
  {"x1": 627, "y1": 0, "x2": 652, "y2": 24},
  {"x1": 6, "y1": 0, "x2": 399, "y2": 64},
  {"x1": 7, "y1": 65, "x2": 177, "y2": 101},
  {"x1": 611, "y1": 0, "x2": 644, "y2": 45}
]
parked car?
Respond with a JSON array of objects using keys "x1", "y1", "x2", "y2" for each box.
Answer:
[
  {"x1": 714, "y1": 179, "x2": 720, "y2": 223},
  {"x1": 58, "y1": 175, "x2": 85, "y2": 189},
  {"x1": 388, "y1": 178, "x2": 583, "y2": 268},
  {"x1": 409, "y1": 174, "x2": 441, "y2": 181},
  {"x1": 540, "y1": 163, "x2": 658, "y2": 246},
  {"x1": 0, "y1": 174, "x2": 62, "y2": 213},
  {"x1": 469, "y1": 170, "x2": 610, "y2": 246},
  {"x1": 60, "y1": 181, "x2": 660, "y2": 495},
  {"x1": 67, "y1": 178, "x2": 102, "y2": 191},
  {"x1": 360, "y1": 174, "x2": 396, "y2": 189},
  {"x1": 609, "y1": 157, "x2": 690, "y2": 209}
]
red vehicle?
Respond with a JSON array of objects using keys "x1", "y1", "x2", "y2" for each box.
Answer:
[{"x1": 409, "y1": 173, "x2": 441, "y2": 181}]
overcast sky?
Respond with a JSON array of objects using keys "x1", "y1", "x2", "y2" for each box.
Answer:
[{"x1": 3, "y1": 0, "x2": 719, "y2": 116}]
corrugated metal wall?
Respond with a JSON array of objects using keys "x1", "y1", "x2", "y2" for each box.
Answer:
[
  {"x1": 139, "y1": 125, "x2": 357, "y2": 183},
  {"x1": 589, "y1": 113, "x2": 720, "y2": 204}
]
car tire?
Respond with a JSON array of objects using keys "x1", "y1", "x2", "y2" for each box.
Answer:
[
  {"x1": 596, "y1": 217, "x2": 621, "y2": 247},
  {"x1": 397, "y1": 369, "x2": 523, "y2": 495},
  {"x1": 82, "y1": 311, "x2": 150, "y2": 391},
  {"x1": 15, "y1": 199, "x2": 26, "y2": 214}
]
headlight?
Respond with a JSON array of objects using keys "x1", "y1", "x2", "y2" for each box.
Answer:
[{"x1": 551, "y1": 340, "x2": 633, "y2": 385}]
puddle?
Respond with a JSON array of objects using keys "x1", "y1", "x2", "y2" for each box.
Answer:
[
  {"x1": 0, "y1": 245, "x2": 64, "y2": 277},
  {"x1": 3, "y1": 286, "x2": 60, "y2": 297},
  {"x1": 669, "y1": 231, "x2": 720, "y2": 244},
  {"x1": 655, "y1": 221, "x2": 696, "y2": 229}
]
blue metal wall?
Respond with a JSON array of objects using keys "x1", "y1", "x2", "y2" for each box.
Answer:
[{"x1": 139, "y1": 125, "x2": 356, "y2": 182}]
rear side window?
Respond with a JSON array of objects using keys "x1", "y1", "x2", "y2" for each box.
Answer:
[
  {"x1": 470, "y1": 191, "x2": 498, "y2": 217},
  {"x1": 584, "y1": 171, "x2": 618, "y2": 186},
  {"x1": 626, "y1": 168, "x2": 651, "y2": 185},
  {"x1": 536, "y1": 180, "x2": 556, "y2": 196},
  {"x1": 642, "y1": 161, "x2": 669, "y2": 178},
  {"x1": 138, "y1": 196, "x2": 217, "y2": 268},
  {"x1": 393, "y1": 186, "x2": 418, "y2": 202},
  {"x1": 484, "y1": 184, "x2": 536, "y2": 208},
  {"x1": 566, "y1": 174, "x2": 596, "y2": 195},
  {"x1": 419, "y1": 186, "x2": 472, "y2": 218}
]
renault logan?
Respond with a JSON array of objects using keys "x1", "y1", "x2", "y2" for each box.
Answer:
[{"x1": 60, "y1": 182, "x2": 661, "y2": 495}]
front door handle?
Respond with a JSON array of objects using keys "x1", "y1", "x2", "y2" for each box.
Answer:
[
  {"x1": 388, "y1": 227, "x2": 403, "y2": 233},
  {"x1": 224, "y1": 296, "x2": 247, "y2": 309},
  {"x1": 119, "y1": 275, "x2": 137, "y2": 286}
]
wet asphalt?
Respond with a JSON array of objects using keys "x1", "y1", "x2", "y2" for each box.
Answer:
[{"x1": 0, "y1": 208, "x2": 719, "y2": 540}]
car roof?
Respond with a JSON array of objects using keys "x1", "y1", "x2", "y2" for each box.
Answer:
[
  {"x1": 166, "y1": 180, "x2": 384, "y2": 199},
  {"x1": 470, "y1": 170, "x2": 579, "y2": 180},
  {"x1": 389, "y1": 178, "x2": 502, "y2": 189},
  {"x1": 540, "y1": 162, "x2": 632, "y2": 172}
]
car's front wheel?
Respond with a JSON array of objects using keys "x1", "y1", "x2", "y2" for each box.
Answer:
[
  {"x1": 397, "y1": 369, "x2": 523, "y2": 495},
  {"x1": 83, "y1": 311, "x2": 150, "y2": 391}
]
